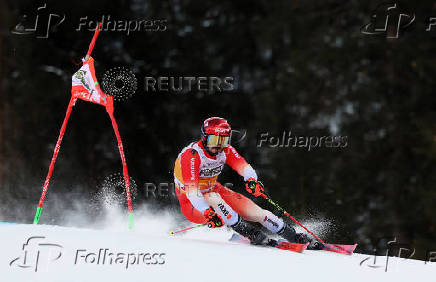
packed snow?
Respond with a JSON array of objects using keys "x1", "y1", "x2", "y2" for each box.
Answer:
[{"x1": 1, "y1": 205, "x2": 435, "y2": 282}]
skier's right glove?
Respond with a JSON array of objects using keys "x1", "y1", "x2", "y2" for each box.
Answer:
[
  {"x1": 245, "y1": 178, "x2": 267, "y2": 199},
  {"x1": 203, "y1": 207, "x2": 224, "y2": 228}
]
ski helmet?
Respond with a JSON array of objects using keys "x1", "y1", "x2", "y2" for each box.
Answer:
[{"x1": 201, "y1": 117, "x2": 231, "y2": 149}]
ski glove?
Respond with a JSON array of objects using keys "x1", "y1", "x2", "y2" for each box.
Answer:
[
  {"x1": 204, "y1": 207, "x2": 224, "y2": 228},
  {"x1": 245, "y1": 178, "x2": 267, "y2": 198}
]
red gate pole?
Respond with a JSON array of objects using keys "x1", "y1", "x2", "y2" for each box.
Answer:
[
  {"x1": 33, "y1": 97, "x2": 77, "y2": 224},
  {"x1": 106, "y1": 101, "x2": 134, "y2": 229}
]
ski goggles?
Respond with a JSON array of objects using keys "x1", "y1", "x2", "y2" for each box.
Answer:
[{"x1": 206, "y1": 134, "x2": 230, "y2": 148}]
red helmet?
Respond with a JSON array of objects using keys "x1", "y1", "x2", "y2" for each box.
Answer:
[{"x1": 201, "y1": 117, "x2": 231, "y2": 148}]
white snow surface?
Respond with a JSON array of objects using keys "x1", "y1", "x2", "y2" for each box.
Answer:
[
  {"x1": 1, "y1": 202, "x2": 434, "y2": 282},
  {"x1": 1, "y1": 219, "x2": 435, "y2": 282}
]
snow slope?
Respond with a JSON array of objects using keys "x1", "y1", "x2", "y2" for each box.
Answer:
[{"x1": 1, "y1": 222, "x2": 435, "y2": 282}]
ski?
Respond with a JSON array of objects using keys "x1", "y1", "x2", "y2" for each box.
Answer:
[
  {"x1": 273, "y1": 240, "x2": 309, "y2": 253},
  {"x1": 320, "y1": 243, "x2": 357, "y2": 255},
  {"x1": 229, "y1": 233, "x2": 357, "y2": 255},
  {"x1": 229, "y1": 233, "x2": 309, "y2": 253}
]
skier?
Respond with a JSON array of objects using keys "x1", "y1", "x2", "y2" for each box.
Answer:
[{"x1": 173, "y1": 117, "x2": 319, "y2": 247}]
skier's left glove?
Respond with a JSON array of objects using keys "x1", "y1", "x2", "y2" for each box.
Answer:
[
  {"x1": 245, "y1": 178, "x2": 267, "y2": 199},
  {"x1": 203, "y1": 207, "x2": 224, "y2": 228}
]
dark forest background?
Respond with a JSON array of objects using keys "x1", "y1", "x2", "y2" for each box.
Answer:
[{"x1": 1, "y1": 0, "x2": 435, "y2": 259}]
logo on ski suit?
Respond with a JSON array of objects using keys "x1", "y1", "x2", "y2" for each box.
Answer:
[
  {"x1": 200, "y1": 165, "x2": 224, "y2": 177},
  {"x1": 264, "y1": 216, "x2": 279, "y2": 228},
  {"x1": 218, "y1": 203, "x2": 232, "y2": 219}
]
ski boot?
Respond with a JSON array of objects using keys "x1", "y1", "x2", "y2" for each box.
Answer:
[
  {"x1": 307, "y1": 241, "x2": 325, "y2": 250},
  {"x1": 278, "y1": 223, "x2": 311, "y2": 244},
  {"x1": 294, "y1": 231, "x2": 325, "y2": 250},
  {"x1": 278, "y1": 223, "x2": 325, "y2": 250},
  {"x1": 231, "y1": 217, "x2": 267, "y2": 245}
]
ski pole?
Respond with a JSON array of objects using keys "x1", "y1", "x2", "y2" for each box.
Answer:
[
  {"x1": 265, "y1": 197, "x2": 350, "y2": 253},
  {"x1": 169, "y1": 224, "x2": 205, "y2": 235},
  {"x1": 263, "y1": 196, "x2": 326, "y2": 245},
  {"x1": 263, "y1": 195, "x2": 354, "y2": 251}
]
